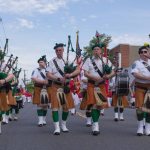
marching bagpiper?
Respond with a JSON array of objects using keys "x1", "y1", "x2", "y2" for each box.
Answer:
[
  {"x1": 31, "y1": 56, "x2": 51, "y2": 127},
  {"x1": 82, "y1": 44, "x2": 115, "y2": 135},
  {"x1": 46, "y1": 42, "x2": 80, "y2": 135},
  {"x1": 131, "y1": 46, "x2": 150, "y2": 136},
  {"x1": 0, "y1": 60, "x2": 15, "y2": 133},
  {"x1": 10, "y1": 85, "x2": 23, "y2": 121}
]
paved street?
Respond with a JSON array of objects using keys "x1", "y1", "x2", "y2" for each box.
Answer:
[{"x1": 0, "y1": 103, "x2": 149, "y2": 150}]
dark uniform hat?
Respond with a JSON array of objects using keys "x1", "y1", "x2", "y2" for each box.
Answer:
[
  {"x1": 37, "y1": 55, "x2": 46, "y2": 63},
  {"x1": 92, "y1": 43, "x2": 105, "y2": 50},
  {"x1": 53, "y1": 43, "x2": 66, "y2": 50}
]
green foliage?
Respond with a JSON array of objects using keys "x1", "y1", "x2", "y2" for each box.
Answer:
[
  {"x1": 26, "y1": 81, "x2": 34, "y2": 93},
  {"x1": 83, "y1": 33, "x2": 112, "y2": 58}
]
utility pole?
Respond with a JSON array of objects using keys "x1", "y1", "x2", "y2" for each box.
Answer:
[{"x1": 23, "y1": 69, "x2": 27, "y2": 90}]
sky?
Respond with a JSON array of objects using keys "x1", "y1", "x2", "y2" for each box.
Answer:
[{"x1": 0, "y1": 0, "x2": 150, "y2": 80}]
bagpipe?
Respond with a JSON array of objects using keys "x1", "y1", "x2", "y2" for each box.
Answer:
[
  {"x1": 0, "y1": 39, "x2": 21, "y2": 91},
  {"x1": 56, "y1": 33, "x2": 82, "y2": 107},
  {"x1": 94, "y1": 32, "x2": 112, "y2": 106},
  {"x1": 62, "y1": 34, "x2": 81, "y2": 94},
  {"x1": 0, "y1": 38, "x2": 9, "y2": 80}
]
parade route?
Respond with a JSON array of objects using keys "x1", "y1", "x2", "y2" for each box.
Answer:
[{"x1": 0, "y1": 103, "x2": 149, "y2": 150}]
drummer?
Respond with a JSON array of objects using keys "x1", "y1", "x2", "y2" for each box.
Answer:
[{"x1": 110, "y1": 68, "x2": 129, "y2": 121}]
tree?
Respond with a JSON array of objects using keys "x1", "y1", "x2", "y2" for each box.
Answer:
[
  {"x1": 26, "y1": 81, "x2": 34, "y2": 93},
  {"x1": 83, "y1": 33, "x2": 112, "y2": 59}
]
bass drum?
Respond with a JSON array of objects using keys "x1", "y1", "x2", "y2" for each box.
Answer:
[{"x1": 115, "y1": 73, "x2": 129, "y2": 96}]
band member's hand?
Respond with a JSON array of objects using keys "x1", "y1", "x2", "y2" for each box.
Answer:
[
  {"x1": 93, "y1": 76, "x2": 104, "y2": 82},
  {"x1": 59, "y1": 77, "x2": 65, "y2": 84},
  {"x1": 0, "y1": 79, "x2": 5, "y2": 85},
  {"x1": 103, "y1": 75, "x2": 110, "y2": 80},
  {"x1": 144, "y1": 53, "x2": 150, "y2": 59},
  {"x1": 43, "y1": 80, "x2": 48, "y2": 85},
  {"x1": 65, "y1": 73, "x2": 72, "y2": 79},
  {"x1": 146, "y1": 76, "x2": 150, "y2": 81}
]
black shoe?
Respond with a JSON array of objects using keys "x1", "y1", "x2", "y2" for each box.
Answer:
[
  {"x1": 147, "y1": 134, "x2": 150, "y2": 136},
  {"x1": 38, "y1": 124, "x2": 43, "y2": 127},
  {"x1": 101, "y1": 113, "x2": 104, "y2": 116},
  {"x1": 62, "y1": 130, "x2": 69, "y2": 133},
  {"x1": 2, "y1": 122, "x2": 7, "y2": 125},
  {"x1": 54, "y1": 132, "x2": 60, "y2": 135},
  {"x1": 9, "y1": 118, "x2": 12, "y2": 121},
  {"x1": 120, "y1": 119, "x2": 124, "y2": 121},
  {"x1": 86, "y1": 124, "x2": 92, "y2": 127},
  {"x1": 137, "y1": 133, "x2": 143, "y2": 136},
  {"x1": 114, "y1": 118, "x2": 118, "y2": 122},
  {"x1": 92, "y1": 131, "x2": 100, "y2": 136}
]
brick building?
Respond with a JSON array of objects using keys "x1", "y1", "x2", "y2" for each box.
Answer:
[{"x1": 109, "y1": 44, "x2": 141, "y2": 68}]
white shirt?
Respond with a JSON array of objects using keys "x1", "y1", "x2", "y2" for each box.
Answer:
[
  {"x1": 131, "y1": 59, "x2": 150, "y2": 83},
  {"x1": 109, "y1": 76, "x2": 116, "y2": 92},
  {"x1": 46, "y1": 57, "x2": 76, "y2": 78},
  {"x1": 80, "y1": 70, "x2": 87, "y2": 89},
  {"x1": 82, "y1": 56, "x2": 113, "y2": 77},
  {"x1": 31, "y1": 68, "x2": 46, "y2": 81}
]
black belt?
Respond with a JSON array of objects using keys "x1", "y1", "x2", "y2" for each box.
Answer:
[
  {"x1": 136, "y1": 86, "x2": 148, "y2": 90},
  {"x1": 34, "y1": 84, "x2": 44, "y2": 88},
  {"x1": 53, "y1": 81, "x2": 62, "y2": 86},
  {"x1": 34, "y1": 84, "x2": 51, "y2": 88},
  {"x1": 88, "y1": 79, "x2": 105, "y2": 85},
  {"x1": 48, "y1": 80, "x2": 52, "y2": 86},
  {"x1": 135, "y1": 82, "x2": 150, "y2": 90}
]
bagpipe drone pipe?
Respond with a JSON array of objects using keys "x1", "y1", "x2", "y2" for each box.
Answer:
[
  {"x1": 0, "y1": 39, "x2": 19, "y2": 92},
  {"x1": 62, "y1": 35, "x2": 77, "y2": 94}
]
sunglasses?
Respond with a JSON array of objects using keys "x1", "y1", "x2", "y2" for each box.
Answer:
[
  {"x1": 140, "y1": 51, "x2": 148, "y2": 54},
  {"x1": 55, "y1": 49, "x2": 62, "y2": 52}
]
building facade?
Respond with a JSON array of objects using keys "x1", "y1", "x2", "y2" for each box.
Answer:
[{"x1": 109, "y1": 44, "x2": 141, "y2": 68}]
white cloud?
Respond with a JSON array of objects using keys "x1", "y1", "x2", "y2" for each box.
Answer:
[
  {"x1": 89, "y1": 14, "x2": 97, "y2": 19},
  {"x1": 61, "y1": 15, "x2": 77, "y2": 30},
  {"x1": 17, "y1": 18, "x2": 34, "y2": 29},
  {"x1": 69, "y1": 16, "x2": 76, "y2": 24},
  {"x1": 80, "y1": 14, "x2": 97, "y2": 23},
  {"x1": 81, "y1": 18, "x2": 87, "y2": 22},
  {"x1": 0, "y1": 0, "x2": 69, "y2": 14},
  {"x1": 110, "y1": 34, "x2": 149, "y2": 48}
]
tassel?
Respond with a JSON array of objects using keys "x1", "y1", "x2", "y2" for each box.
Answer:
[
  {"x1": 62, "y1": 93, "x2": 66, "y2": 105},
  {"x1": 146, "y1": 96, "x2": 150, "y2": 109},
  {"x1": 41, "y1": 95, "x2": 44, "y2": 104},
  {"x1": 97, "y1": 93, "x2": 107, "y2": 102},
  {"x1": 45, "y1": 95, "x2": 49, "y2": 104},
  {"x1": 58, "y1": 93, "x2": 63, "y2": 105},
  {"x1": 40, "y1": 89, "x2": 49, "y2": 105}
]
